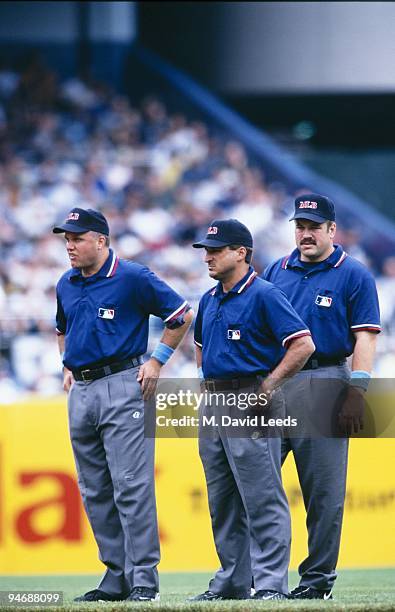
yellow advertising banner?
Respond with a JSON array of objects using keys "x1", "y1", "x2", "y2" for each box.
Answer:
[{"x1": 0, "y1": 396, "x2": 394, "y2": 574}]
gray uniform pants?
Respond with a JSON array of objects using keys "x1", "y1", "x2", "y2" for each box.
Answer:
[
  {"x1": 251, "y1": 364, "x2": 350, "y2": 592},
  {"x1": 67, "y1": 367, "x2": 160, "y2": 596},
  {"x1": 199, "y1": 388, "x2": 291, "y2": 595}
]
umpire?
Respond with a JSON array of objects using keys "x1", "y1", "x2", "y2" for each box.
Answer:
[
  {"x1": 190, "y1": 219, "x2": 315, "y2": 601},
  {"x1": 53, "y1": 207, "x2": 193, "y2": 603},
  {"x1": 256, "y1": 193, "x2": 381, "y2": 599}
]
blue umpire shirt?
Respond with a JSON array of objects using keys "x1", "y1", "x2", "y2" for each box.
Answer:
[
  {"x1": 264, "y1": 244, "x2": 381, "y2": 361},
  {"x1": 194, "y1": 266, "x2": 311, "y2": 379},
  {"x1": 56, "y1": 249, "x2": 189, "y2": 370}
]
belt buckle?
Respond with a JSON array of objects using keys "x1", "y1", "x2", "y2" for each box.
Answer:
[
  {"x1": 81, "y1": 369, "x2": 91, "y2": 382},
  {"x1": 205, "y1": 379, "x2": 216, "y2": 393}
]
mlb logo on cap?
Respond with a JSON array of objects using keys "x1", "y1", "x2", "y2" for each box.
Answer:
[
  {"x1": 228, "y1": 329, "x2": 241, "y2": 340},
  {"x1": 192, "y1": 218, "x2": 253, "y2": 249},
  {"x1": 290, "y1": 193, "x2": 336, "y2": 223},
  {"x1": 298, "y1": 201, "x2": 318, "y2": 210}
]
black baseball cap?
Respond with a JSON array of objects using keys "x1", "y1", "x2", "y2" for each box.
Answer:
[
  {"x1": 290, "y1": 193, "x2": 336, "y2": 223},
  {"x1": 53, "y1": 207, "x2": 109, "y2": 235},
  {"x1": 192, "y1": 219, "x2": 253, "y2": 249}
]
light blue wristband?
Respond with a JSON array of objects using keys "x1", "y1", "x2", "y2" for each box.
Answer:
[
  {"x1": 197, "y1": 367, "x2": 204, "y2": 380},
  {"x1": 151, "y1": 342, "x2": 174, "y2": 365},
  {"x1": 350, "y1": 370, "x2": 371, "y2": 392}
]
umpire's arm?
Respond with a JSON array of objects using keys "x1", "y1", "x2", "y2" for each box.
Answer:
[
  {"x1": 351, "y1": 330, "x2": 377, "y2": 372},
  {"x1": 195, "y1": 344, "x2": 202, "y2": 369},
  {"x1": 57, "y1": 333, "x2": 74, "y2": 392},
  {"x1": 138, "y1": 309, "x2": 194, "y2": 399},
  {"x1": 261, "y1": 335, "x2": 315, "y2": 397},
  {"x1": 338, "y1": 330, "x2": 378, "y2": 434}
]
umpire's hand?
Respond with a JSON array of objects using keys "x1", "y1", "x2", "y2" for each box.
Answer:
[
  {"x1": 137, "y1": 358, "x2": 162, "y2": 401},
  {"x1": 337, "y1": 385, "x2": 365, "y2": 435},
  {"x1": 63, "y1": 367, "x2": 74, "y2": 392},
  {"x1": 256, "y1": 382, "x2": 273, "y2": 411}
]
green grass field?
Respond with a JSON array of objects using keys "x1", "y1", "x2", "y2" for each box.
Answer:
[{"x1": 0, "y1": 570, "x2": 394, "y2": 611}]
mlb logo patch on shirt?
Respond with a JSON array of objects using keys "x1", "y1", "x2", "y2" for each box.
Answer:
[
  {"x1": 98, "y1": 308, "x2": 115, "y2": 319},
  {"x1": 315, "y1": 295, "x2": 333, "y2": 308},
  {"x1": 228, "y1": 329, "x2": 241, "y2": 340}
]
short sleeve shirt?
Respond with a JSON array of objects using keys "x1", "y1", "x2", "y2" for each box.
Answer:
[
  {"x1": 194, "y1": 266, "x2": 311, "y2": 379},
  {"x1": 264, "y1": 244, "x2": 381, "y2": 360},
  {"x1": 56, "y1": 249, "x2": 189, "y2": 369}
]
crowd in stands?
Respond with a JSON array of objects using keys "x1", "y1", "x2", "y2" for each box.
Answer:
[{"x1": 0, "y1": 53, "x2": 394, "y2": 401}]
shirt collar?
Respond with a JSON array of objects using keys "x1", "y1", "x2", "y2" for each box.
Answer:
[
  {"x1": 212, "y1": 266, "x2": 258, "y2": 297},
  {"x1": 286, "y1": 244, "x2": 347, "y2": 270},
  {"x1": 69, "y1": 249, "x2": 119, "y2": 281}
]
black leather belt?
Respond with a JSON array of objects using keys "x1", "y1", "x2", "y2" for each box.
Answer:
[
  {"x1": 72, "y1": 356, "x2": 144, "y2": 382},
  {"x1": 204, "y1": 377, "x2": 259, "y2": 392},
  {"x1": 302, "y1": 357, "x2": 346, "y2": 371}
]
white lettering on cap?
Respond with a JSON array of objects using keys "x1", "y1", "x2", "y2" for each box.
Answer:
[
  {"x1": 67, "y1": 212, "x2": 80, "y2": 220},
  {"x1": 207, "y1": 226, "x2": 218, "y2": 235},
  {"x1": 299, "y1": 201, "x2": 318, "y2": 209}
]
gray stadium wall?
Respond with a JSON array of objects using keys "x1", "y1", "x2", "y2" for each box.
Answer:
[{"x1": 0, "y1": 1, "x2": 136, "y2": 87}]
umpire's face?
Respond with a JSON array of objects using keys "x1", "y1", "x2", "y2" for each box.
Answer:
[
  {"x1": 204, "y1": 245, "x2": 247, "y2": 281},
  {"x1": 64, "y1": 231, "x2": 107, "y2": 269},
  {"x1": 295, "y1": 219, "x2": 336, "y2": 262}
]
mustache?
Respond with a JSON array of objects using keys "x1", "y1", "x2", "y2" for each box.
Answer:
[{"x1": 300, "y1": 240, "x2": 316, "y2": 245}]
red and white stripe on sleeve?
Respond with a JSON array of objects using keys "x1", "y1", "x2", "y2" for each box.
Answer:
[{"x1": 282, "y1": 329, "x2": 312, "y2": 349}]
